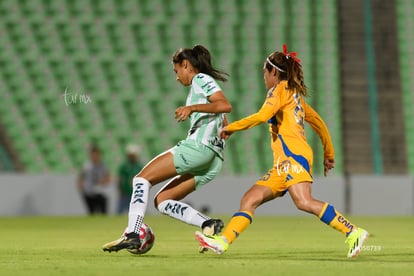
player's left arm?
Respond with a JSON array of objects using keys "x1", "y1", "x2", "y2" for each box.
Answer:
[
  {"x1": 175, "y1": 91, "x2": 232, "y2": 122},
  {"x1": 304, "y1": 102, "x2": 335, "y2": 176},
  {"x1": 223, "y1": 114, "x2": 229, "y2": 126}
]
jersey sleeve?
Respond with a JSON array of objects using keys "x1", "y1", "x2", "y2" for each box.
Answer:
[
  {"x1": 226, "y1": 86, "x2": 281, "y2": 132},
  {"x1": 304, "y1": 102, "x2": 335, "y2": 159},
  {"x1": 193, "y1": 73, "x2": 222, "y2": 97}
]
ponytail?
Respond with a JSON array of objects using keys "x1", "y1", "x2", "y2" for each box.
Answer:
[
  {"x1": 172, "y1": 45, "x2": 228, "y2": 82},
  {"x1": 265, "y1": 44, "x2": 307, "y2": 96}
]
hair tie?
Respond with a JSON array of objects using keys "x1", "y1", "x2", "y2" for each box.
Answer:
[{"x1": 283, "y1": 44, "x2": 301, "y2": 63}]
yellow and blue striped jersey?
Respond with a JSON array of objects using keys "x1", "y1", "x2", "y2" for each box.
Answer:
[{"x1": 226, "y1": 80, "x2": 334, "y2": 164}]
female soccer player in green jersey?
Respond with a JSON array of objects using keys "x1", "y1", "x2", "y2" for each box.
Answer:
[{"x1": 103, "y1": 45, "x2": 232, "y2": 253}]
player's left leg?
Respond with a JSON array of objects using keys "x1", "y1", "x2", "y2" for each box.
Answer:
[
  {"x1": 154, "y1": 174, "x2": 216, "y2": 230},
  {"x1": 195, "y1": 184, "x2": 276, "y2": 254},
  {"x1": 288, "y1": 182, "x2": 369, "y2": 257},
  {"x1": 196, "y1": 166, "x2": 287, "y2": 254},
  {"x1": 154, "y1": 151, "x2": 224, "y2": 236},
  {"x1": 221, "y1": 184, "x2": 274, "y2": 244}
]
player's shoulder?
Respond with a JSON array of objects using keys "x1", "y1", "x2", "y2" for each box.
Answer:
[
  {"x1": 193, "y1": 73, "x2": 216, "y2": 83},
  {"x1": 192, "y1": 73, "x2": 221, "y2": 93},
  {"x1": 278, "y1": 81, "x2": 296, "y2": 101},
  {"x1": 275, "y1": 80, "x2": 288, "y2": 93},
  {"x1": 267, "y1": 81, "x2": 287, "y2": 99}
]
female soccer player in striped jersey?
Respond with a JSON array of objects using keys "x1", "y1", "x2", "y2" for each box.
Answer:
[
  {"x1": 103, "y1": 45, "x2": 231, "y2": 253},
  {"x1": 196, "y1": 44, "x2": 368, "y2": 258}
]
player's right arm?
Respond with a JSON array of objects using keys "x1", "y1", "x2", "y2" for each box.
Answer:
[{"x1": 175, "y1": 90, "x2": 231, "y2": 122}]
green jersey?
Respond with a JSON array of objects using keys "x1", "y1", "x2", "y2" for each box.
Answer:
[{"x1": 186, "y1": 73, "x2": 226, "y2": 159}]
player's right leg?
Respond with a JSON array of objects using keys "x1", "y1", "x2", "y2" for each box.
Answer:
[
  {"x1": 345, "y1": 228, "x2": 369, "y2": 257},
  {"x1": 103, "y1": 149, "x2": 177, "y2": 253},
  {"x1": 288, "y1": 182, "x2": 369, "y2": 257},
  {"x1": 103, "y1": 232, "x2": 141, "y2": 252}
]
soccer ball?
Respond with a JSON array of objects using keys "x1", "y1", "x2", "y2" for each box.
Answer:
[{"x1": 127, "y1": 223, "x2": 155, "y2": 255}]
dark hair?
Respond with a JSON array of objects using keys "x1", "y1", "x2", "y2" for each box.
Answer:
[
  {"x1": 172, "y1": 45, "x2": 228, "y2": 82},
  {"x1": 265, "y1": 51, "x2": 308, "y2": 96}
]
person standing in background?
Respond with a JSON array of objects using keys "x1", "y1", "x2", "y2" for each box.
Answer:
[
  {"x1": 78, "y1": 145, "x2": 111, "y2": 215},
  {"x1": 117, "y1": 144, "x2": 144, "y2": 214}
]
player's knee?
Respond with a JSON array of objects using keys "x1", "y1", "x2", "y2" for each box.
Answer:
[{"x1": 294, "y1": 199, "x2": 313, "y2": 212}]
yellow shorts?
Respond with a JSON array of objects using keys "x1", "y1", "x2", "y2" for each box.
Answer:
[{"x1": 255, "y1": 135, "x2": 313, "y2": 197}]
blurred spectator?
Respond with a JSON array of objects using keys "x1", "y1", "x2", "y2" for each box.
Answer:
[
  {"x1": 77, "y1": 145, "x2": 111, "y2": 215},
  {"x1": 117, "y1": 144, "x2": 144, "y2": 214}
]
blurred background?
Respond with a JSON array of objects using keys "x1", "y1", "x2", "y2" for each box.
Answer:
[{"x1": 0, "y1": 0, "x2": 413, "y2": 216}]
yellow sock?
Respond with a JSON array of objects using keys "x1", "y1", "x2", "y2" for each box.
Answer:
[
  {"x1": 319, "y1": 203, "x2": 356, "y2": 236},
  {"x1": 222, "y1": 211, "x2": 253, "y2": 244}
]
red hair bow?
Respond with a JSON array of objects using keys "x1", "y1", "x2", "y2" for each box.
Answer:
[{"x1": 283, "y1": 44, "x2": 301, "y2": 63}]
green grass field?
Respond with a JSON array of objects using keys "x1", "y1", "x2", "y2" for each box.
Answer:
[{"x1": 1, "y1": 215, "x2": 413, "y2": 276}]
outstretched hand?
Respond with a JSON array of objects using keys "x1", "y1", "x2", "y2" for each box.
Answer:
[
  {"x1": 219, "y1": 126, "x2": 233, "y2": 140},
  {"x1": 324, "y1": 159, "x2": 335, "y2": 176}
]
